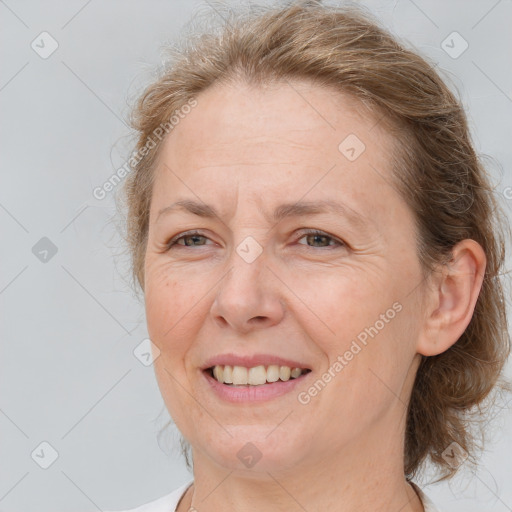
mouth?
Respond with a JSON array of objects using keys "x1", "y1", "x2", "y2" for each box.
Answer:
[{"x1": 204, "y1": 364, "x2": 312, "y2": 386}]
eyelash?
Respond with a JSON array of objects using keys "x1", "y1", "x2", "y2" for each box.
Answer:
[{"x1": 165, "y1": 229, "x2": 345, "y2": 250}]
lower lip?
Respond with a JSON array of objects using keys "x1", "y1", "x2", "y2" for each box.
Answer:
[{"x1": 202, "y1": 369, "x2": 310, "y2": 403}]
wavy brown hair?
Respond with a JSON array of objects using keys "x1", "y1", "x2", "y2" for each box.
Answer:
[{"x1": 118, "y1": 0, "x2": 511, "y2": 481}]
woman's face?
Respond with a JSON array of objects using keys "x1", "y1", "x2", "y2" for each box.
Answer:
[{"x1": 144, "y1": 79, "x2": 427, "y2": 475}]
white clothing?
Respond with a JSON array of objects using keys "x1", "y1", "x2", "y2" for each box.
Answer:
[
  {"x1": 104, "y1": 480, "x2": 193, "y2": 512},
  {"x1": 106, "y1": 478, "x2": 441, "y2": 511},
  {"x1": 411, "y1": 481, "x2": 441, "y2": 512}
]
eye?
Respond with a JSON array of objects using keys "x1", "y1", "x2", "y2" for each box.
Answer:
[
  {"x1": 165, "y1": 228, "x2": 345, "y2": 251},
  {"x1": 166, "y1": 230, "x2": 212, "y2": 249},
  {"x1": 297, "y1": 229, "x2": 344, "y2": 249}
]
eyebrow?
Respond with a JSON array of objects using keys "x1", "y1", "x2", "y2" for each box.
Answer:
[{"x1": 157, "y1": 198, "x2": 372, "y2": 231}]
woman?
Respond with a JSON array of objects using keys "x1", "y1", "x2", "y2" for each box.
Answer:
[{"x1": 111, "y1": 1, "x2": 511, "y2": 510}]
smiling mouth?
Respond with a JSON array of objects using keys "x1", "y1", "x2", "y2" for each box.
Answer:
[{"x1": 205, "y1": 365, "x2": 312, "y2": 386}]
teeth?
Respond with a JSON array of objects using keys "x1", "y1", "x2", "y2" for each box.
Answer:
[
  {"x1": 209, "y1": 364, "x2": 309, "y2": 385},
  {"x1": 266, "y1": 365, "x2": 280, "y2": 382},
  {"x1": 223, "y1": 365, "x2": 233, "y2": 384},
  {"x1": 279, "y1": 366, "x2": 291, "y2": 381},
  {"x1": 248, "y1": 365, "x2": 267, "y2": 385},
  {"x1": 213, "y1": 365, "x2": 223, "y2": 382},
  {"x1": 290, "y1": 367, "x2": 302, "y2": 379},
  {"x1": 232, "y1": 366, "x2": 248, "y2": 385}
]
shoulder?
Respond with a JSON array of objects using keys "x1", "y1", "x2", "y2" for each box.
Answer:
[{"x1": 103, "y1": 479, "x2": 194, "y2": 512}]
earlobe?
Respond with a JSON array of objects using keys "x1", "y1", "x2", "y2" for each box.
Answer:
[{"x1": 417, "y1": 239, "x2": 487, "y2": 357}]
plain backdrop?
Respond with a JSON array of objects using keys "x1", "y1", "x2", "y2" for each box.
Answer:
[{"x1": 1, "y1": 1, "x2": 511, "y2": 511}]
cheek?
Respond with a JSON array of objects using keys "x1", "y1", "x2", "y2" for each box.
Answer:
[
  {"x1": 145, "y1": 288, "x2": 190, "y2": 379},
  {"x1": 299, "y1": 267, "x2": 409, "y2": 381},
  {"x1": 324, "y1": 297, "x2": 417, "y2": 418},
  {"x1": 144, "y1": 266, "x2": 207, "y2": 425},
  {"x1": 144, "y1": 260, "x2": 208, "y2": 340},
  {"x1": 293, "y1": 266, "x2": 389, "y2": 344}
]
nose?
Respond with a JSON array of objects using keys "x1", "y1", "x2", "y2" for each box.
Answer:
[{"x1": 209, "y1": 249, "x2": 285, "y2": 334}]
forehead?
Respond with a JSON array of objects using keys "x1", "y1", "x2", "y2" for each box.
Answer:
[
  {"x1": 153, "y1": 79, "x2": 401, "y2": 227},
  {"x1": 166, "y1": 79, "x2": 390, "y2": 153}
]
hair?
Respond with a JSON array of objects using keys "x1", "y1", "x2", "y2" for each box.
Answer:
[{"x1": 118, "y1": 0, "x2": 511, "y2": 482}]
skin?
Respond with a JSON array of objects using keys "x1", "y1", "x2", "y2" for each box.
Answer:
[{"x1": 143, "y1": 78, "x2": 486, "y2": 512}]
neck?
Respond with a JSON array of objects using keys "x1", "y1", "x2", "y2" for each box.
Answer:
[{"x1": 181, "y1": 418, "x2": 424, "y2": 512}]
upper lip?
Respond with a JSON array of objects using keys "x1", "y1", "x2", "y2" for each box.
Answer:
[{"x1": 201, "y1": 353, "x2": 311, "y2": 371}]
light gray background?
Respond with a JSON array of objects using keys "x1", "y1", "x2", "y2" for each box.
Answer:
[{"x1": 1, "y1": 1, "x2": 511, "y2": 511}]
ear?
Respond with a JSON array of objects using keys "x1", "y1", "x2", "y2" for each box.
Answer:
[{"x1": 416, "y1": 239, "x2": 487, "y2": 357}]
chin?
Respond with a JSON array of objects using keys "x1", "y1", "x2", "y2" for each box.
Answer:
[{"x1": 198, "y1": 429, "x2": 306, "y2": 473}]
